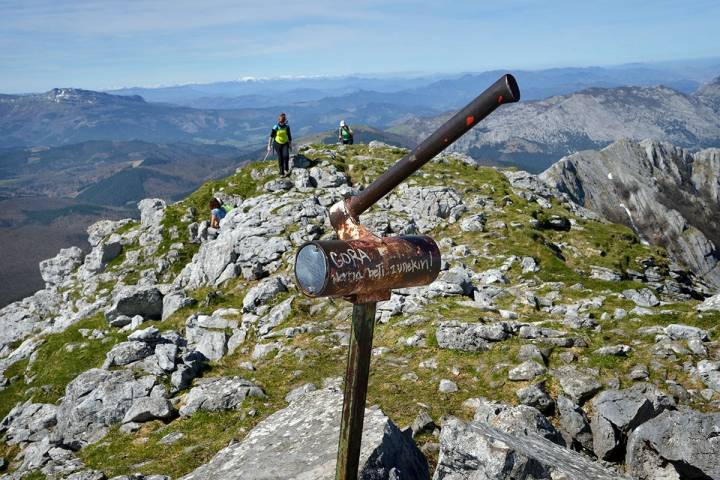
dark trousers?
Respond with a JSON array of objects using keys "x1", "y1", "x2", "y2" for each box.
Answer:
[
  {"x1": 274, "y1": 142, "x2": 290, "y2": 175},
  {"x1": 341, "y1": 138, "x2": 353, "y2": 145}
]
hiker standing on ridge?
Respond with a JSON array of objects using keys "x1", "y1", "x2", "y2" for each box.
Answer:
[
  {"x1": 268, "y1": 113, "x2": 292, "y2": 176},
  {"x1": 338, "y1": 120, "x2": 353, "y2": 145}
]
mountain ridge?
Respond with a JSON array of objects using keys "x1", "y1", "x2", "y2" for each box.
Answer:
[{"x1": 0, "y1": 143, "x2": 718, "y2": 479}]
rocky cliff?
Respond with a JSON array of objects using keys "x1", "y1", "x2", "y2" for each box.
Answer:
[
  {"x1": 1, "y1": 143, "x2": 719, "y2": 479},
  {"x1": 541, "y1": 139, "x2": 720, "y2": 290}
]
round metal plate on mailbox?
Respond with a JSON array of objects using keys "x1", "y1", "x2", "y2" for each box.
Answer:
[{"x1": 295, "y1": 242, "x2": 328, "y2": 295}]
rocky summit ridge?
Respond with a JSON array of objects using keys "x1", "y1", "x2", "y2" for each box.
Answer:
[{"x1": 1, "y1": 142, "x2": 719, "y2": 479}]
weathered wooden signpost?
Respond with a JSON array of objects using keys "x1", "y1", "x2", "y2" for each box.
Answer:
[{"x1": 294, "y1": 74, "x2": 521, "y2": 480}]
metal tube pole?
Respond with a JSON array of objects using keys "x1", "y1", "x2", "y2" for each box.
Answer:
[
  {"x1": 347, "y1": 74, "x2": 520, "y2": 218},
  {"x1": 335, "y1": 302, "x2": 377, "y2": 480}
]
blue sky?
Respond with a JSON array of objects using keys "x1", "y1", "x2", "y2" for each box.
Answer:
[{"x1": 1, "y1": 0, "x2": 719, "y2": 93}]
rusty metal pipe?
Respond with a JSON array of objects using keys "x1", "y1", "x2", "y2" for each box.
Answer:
[{"x1": 347, "y1": 74, "x2": 520, "y2": 218}]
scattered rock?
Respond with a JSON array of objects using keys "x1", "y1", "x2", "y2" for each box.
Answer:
[
  {"x1": 179, "y1": 377, "x2": 265, "y2": 416},
  {"x1": 626, "y1": 407, "x2": 720, "y2": 479},
  {"x1": 436, "y1": 321, "x2": 511, "y2": 352},
  {"x1": 594, "y1": 344, "x2": 632, "y2": 356},
  {"x1": 508, "y1": 361, "x2": 547, "y2": 381},
  {"x1": 664, "y1": 323, "x2": 709, "y2": 341},
  {"x1": 122, "y1": 396, "x2": 175, "y2": 424},
  {"x1": 439, "y1": 379, "x2": 458, "y2": 394},
  {"x1": 516, "y1": 382, "x2": 554, "y2": 414},
  {"x1": 557, "y1": 395, "x2": 594, "y2": 454},
  {"x1": 622, "y1": 288, "x2": 660, "y2": 307},
  {"x1": 590, "y1": 383, "x2": 675, "y2": 461},
  {"x1": 554, "y1": 366, "x2": 602, "y2": 404},
  {"x1": 697, "y1": 292, "x2": 720, "y2": 312},
  {"x1": 105, "y1": 286, "x2": 164, "y2": 322}
]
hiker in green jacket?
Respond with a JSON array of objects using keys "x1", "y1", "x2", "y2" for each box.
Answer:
[
  {"x1": 338, "y1": 120, "x2": 354, "y2": 145},
  {"x1": 267, "y1": 113, "x2": 292, "y2": 176}
]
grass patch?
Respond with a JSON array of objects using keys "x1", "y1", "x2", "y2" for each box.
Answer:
[{"x1": 0, "y1": 314, "x2": 128, "y2": 415}]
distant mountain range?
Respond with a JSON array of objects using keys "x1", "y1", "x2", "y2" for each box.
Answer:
[
  {"x1": 107, "y1": 58, "x2": 720, "y2": 109},
  {"x1": 395, "y1": 76, "x2": 720, "y2": 172},
  {"x1": 0, "y1": 88, "x2": 434, "y2": 150}
]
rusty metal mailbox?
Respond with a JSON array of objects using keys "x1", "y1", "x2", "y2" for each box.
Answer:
[
  {"x1": 294, "y1": 74, "x2": 520, "y2": 480},
  {"x1": 295, "y1": 235, "x2": 441, "y2": 300}
]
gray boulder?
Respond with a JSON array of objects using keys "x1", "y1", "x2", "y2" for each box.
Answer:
[
  {"x1": 697, "y1": 292, "x2": 720, "y2": 311},
  {"x1": 590, "y1": 383, "x2": 675, "y2": 461},
  {"x1": 0, "y1": 402, "x2": 58, "y2": 444},
  {"x1": 435, "y1": 399, "x2": 625, "y2": 480},
  {"x1": 179, "y1": 377, "x2": 265, "y2": 416},
  {"x1": 39, "y1": 246, "x2": 84, "y2": 287},
  {"x1": 56, "y1": 368, "x2": 157, "y2": 448},
  {"x1": 626, "y1": 408, "x2": 720, "y2": 479},
  {"x1": 180, "y1": 388, "x2": 428, "y2": 480},
  {"x1": 162, "y1": 291, "x2": 196, "y2": 320},
  {"x1": 105, "y1": 286, "x2": 164, "y2": 322},
  {"x1": 138, "y1": 198, "x2": 166, "y2": 228},
  {"x1": 664, "y1": 323, "x2": 710, "y2": 341},
  {"x1": 170, "y1": 351, "x2": 208, "y2": 393},
  {"x1": 122, "y1": 396, "x2": 175, "y2": 424},
  {"x1": 554, "y1": 366, "x2": 602, "y2": 404},
  {"x1": 84, "y1": 239, "x2": 122, "y2": 273},
  {"x1": 242, "y1": 276, "x2": 287, "y2": 312},
  {"x1": 622, "y1": 288, "x2": 660, "y2": 307},
  {"x1": 556, "y1": 395, "x2": 593, "y2": 454},
  {"x1": 508, "y1": 360, "x2": 547, "y2": 381},
  {"x1": 102, "y1": 341, "x2": 154, "y2": 368},
  {"x1": 436, "y1": 321, "x2": 512, "y2": 352},
  {"x1": 459, "y1": 213, "x2": 486, "y2": 232},
  {"x1": 258, "y1": 296, "x2": 294, "y2": 336},
  {"x1": 516, "y1": 382, "x2": 554, "y2": 414},
  {"x1": 697, "y1": 360, "x2": 720, "y2": 392}
]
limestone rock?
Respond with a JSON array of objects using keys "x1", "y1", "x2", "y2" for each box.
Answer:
[
  {"x1": 626, "y1": 407, "x2": 720, "y2": 479},
  {"x1": 179, "y1": 377, "x2": 265, "y2": 416},
  {"x1": 56, "y1": 369, "x2": 157, "y2": 448},
  {"x1": 436, "y1": 321, "x2": 512, "y2": 352},
  {"x1": 556, "y1": 395, "x2": 593, "y2": 454},
  {"x1": 554, "y1": 366, "x2": 602, "y2": 404},
  {"x1": 122, "y1": 396, "x2": 175, "y2": 424},
  {"x1": 180, "y1": 388, "x2": 428, "y2": 480},
  {"x1": 622, "y1": 288, "x2": 660, "y2": 307},
  {"x1": 105, "y1": 286, "x2": 164, "y2": 322},
  {"x1": 39, "y1": 247, "x2": 84, "y2": 287},
  {"x1": 242, "y1": 277, "x2": 287, "y2": 313},
  {"x1": 590, "y1": 383, "x2": 675, "y2": 461}
]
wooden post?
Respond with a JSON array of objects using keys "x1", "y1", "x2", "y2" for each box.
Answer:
[{"x1": 335, "y1": 302, "x2": 377, "y2": 480}]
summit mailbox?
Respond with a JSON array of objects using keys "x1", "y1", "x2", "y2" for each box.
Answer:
[{"x1": 294, "y1": 74, "x2": 520, "y2": 480}]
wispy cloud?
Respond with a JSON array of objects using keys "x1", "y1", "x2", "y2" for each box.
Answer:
[{"x1": 1, "y1": 0, "x2": 719, "y2": 92}]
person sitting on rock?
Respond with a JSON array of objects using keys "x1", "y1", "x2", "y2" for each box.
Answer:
[
  {"x1": 338, "y1": 120, "x2": 354, "y2": 145},
  {"x1": 209, "y1": 197, "x2": 233, "y2": 229}
]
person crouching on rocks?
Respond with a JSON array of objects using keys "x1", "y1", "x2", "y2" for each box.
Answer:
[
  {"x1": 268, "y1": 112, "x2": 292, "y2": 177},
  {"x1": 208, "y1": 197, "x2": 234, "y2": 239}
]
